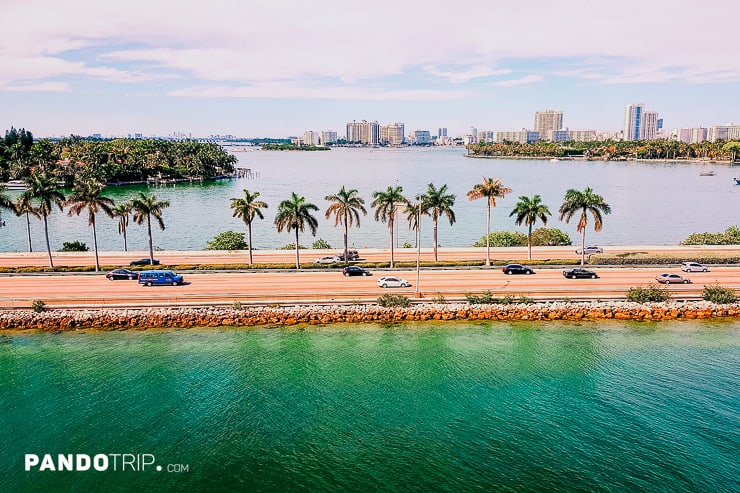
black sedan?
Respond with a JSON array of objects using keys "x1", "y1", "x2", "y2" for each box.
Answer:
[
  {"x1": 502, "y1": 264, "x2": 534, "y2": 275},
  {"x1": 129, "y1": 258, "x2": 160, "y2": 266},
  {"x1": 343, "y1": 266, "x2": 371, "y2": 276},
  {"x1": 563, "y1": 268, "x2": 599, "y2": 279},
  {"x1": 106, "y1": 269, "x2": 139, "y2": 280}
]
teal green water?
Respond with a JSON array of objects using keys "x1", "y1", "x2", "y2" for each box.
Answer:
[{"x1": 1, "y1": 321, "x2": 738, "y2": 492}]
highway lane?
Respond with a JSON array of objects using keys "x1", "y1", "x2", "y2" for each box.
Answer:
[
  {"x1": 1, "y1": 266, "x2": 738, "y2": 308},
  {"x1": 0, "y1": 245, "x2": 738, "y2": 268}
]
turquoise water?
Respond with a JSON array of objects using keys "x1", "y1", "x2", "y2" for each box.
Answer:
[
  {"x1": 2, "y1": 147, "x2": 739, "y2": 252},
  {"x1": 1, "y1": 321, "x2": 739, "y2": 492}
]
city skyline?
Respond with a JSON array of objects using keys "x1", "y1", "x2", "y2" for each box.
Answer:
[{"x1": 1, "y1": 0, "x2": 738, "y2": 138}]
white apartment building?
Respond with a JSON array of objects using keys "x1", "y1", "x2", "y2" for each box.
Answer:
[
  {"x1": 534, "y1": 110, "x2": 563, "y2": 140},
  {"x1": 321, "y1": 131, "x2": 338, "y2": 145},
  {"x1": 346, "y1": 120, "x2": 380, "y2": 145},
  {"x1": 623, "y1": 103, "x2": 660, "y2": 141},
  {"x1": 478, "y1": 130, "x2": 495, "y2": 143},
  {"x1": 302, "y1": 130, "x2": 320, "y2": 146},
  {"x1": 674, "y1": 127, "x2": 708, "y2": 144},
  {"x1": 707, "y1": 125, "x2": 740, "y2": 142},
  {"x1": 412, "y1": 130, "x2": 431, "y2": 145},
  {"x1": 380, "y1": 123, "x2": 405, "y2": 146},
  {"x1": 495, "y1": 129, "x2": 540, "y2": 144}
]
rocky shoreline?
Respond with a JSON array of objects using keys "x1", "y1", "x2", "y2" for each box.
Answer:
[{"x1": 2, "y1": 301, "x2": 739, "y2": 331}]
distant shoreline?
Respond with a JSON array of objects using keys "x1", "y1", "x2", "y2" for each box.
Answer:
[{"x1": 464, "y1": 154, "x2": 734, "y2": 164}]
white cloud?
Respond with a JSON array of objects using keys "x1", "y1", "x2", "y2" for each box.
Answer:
[
  {"x1": 0, "y1": 0, "x2": 738, "y2": 96},
  {"x1": 0, "y1": 82, "x2": 70, "y2": 92},
  {"x1": 169, "y1": 82, "x2": 469, "y2": 101},
  {"x1": 492, "y1": 75, "x2": 543, "y2": 87}
]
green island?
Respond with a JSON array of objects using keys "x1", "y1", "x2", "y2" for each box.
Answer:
[{"x1": 466, "y1": 139, "x2": 740, "y2": 161}]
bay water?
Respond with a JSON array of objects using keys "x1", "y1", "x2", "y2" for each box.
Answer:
[
  {"x1": 1, "y1": 147, "x2": 739, "y2": 253},
  {"x1": 1, "y1": 320, "x2": 738, "y2": 492}
]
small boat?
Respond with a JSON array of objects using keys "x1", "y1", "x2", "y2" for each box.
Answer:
[
  {"x1": 549, "y1": 158, "x2": 560, "y2": 162},
  {"x1": 699, "y1": 170, "x2": 716, "y2": 176},
  {"x1": 1, "y1": 179, "x2": 28, "y2": 190}
]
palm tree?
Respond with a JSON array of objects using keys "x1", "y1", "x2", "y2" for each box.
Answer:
[
  {"x1": 111, "y1": 202, "x2": 133, "y2": 252},
  {"x1": 25, "y1": 172, "x2": 66, "y2": 267},
  {"x1": 423, "y1": 183, "x2": 456, "y2": 261},
  {"x1": 510, "y1": 195, "x2": 551, "y2": 260},
  {"x1": 230, "y1": 189, "x2": 268, "y2": 265},
  {"x1": 558, "y1": 187, "x2": 611, "y2": 265},
  {"x1": 66, "y1": 181, "x2": 115, "y2": 272},
  {"x1": 15, "y1": 193, "x2": 40, "y2": 252},
  {"x1": 371, "y1": 185, "x2": 408, "y2": 268},
  {"x1": 403, "y1": 201, "x2": 424, "y2": 246},
  {"x1": 131, "y1": 192, "x2": 170, "y2": 264},
  {"x1": 274, "y1": 192, "x2": 319, "y2": 269},
  {"x1": 325, "y1": 186, "x2": 366, "y2": 264},
  {"x1": 466, "y1": 177, "x2": 512, "y2": 266}
]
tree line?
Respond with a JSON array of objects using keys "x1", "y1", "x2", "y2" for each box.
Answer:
[
  {"x1": 0, "y1": 127, "x2": 237, "y2": 185},
  {"x1": 466, "y1": 139, "x2": 740, "y2": 161}
]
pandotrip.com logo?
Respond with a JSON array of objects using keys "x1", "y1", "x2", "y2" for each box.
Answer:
[{"x1": 25, "y1": 454, "x2": 189, "y2": 473}]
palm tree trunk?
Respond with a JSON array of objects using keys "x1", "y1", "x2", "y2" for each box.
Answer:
[
  {"x1": 343, "y1": 211, "x2": 349, "y2": 265},
  {"x1": 43, "y1": 214, "x2": 53, "y2": 268},
  {"x1": 580, "y1": 230, "x2": 586, "y2": 266},
  {"x1": 247, "y1": 221, "x2": 253, "y2": 265},
  {"x1": 389, "y1": 212, "x2": 395, "y2": 269},
  {"x1": 25, "y1": 212, "x2": 33, "y2": 252},
  {"x1": 485, "y1": 202, "x2": 491, "y2": 267},
  {"x1": 433, "y1": 217, "x2": 438, "y2": 261},
  {"x1": 122, "y1": 222, "x2": 128, "y2": 252},
  {"x1": 147, "y1": 215, "x2": 154, "y2": 263},
  {"x1": 91, "y1": 214, "x2": 100, "y2": 272},
  {"x1": 528, "y1": 223, "x2": 533, "y2": 261},
  {"x1": 294, "y1": 229, "x2": 300, "y2": 269}
]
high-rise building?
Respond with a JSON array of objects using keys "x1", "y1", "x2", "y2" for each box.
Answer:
[
  {"x1": 469, "y1": 127, "x2": 478, "y2": 143},
  {"x1": 623, "y1": 103, "x2": 660, "y2": 141},
  {"x1": 346, "y1": 120, "x2": 380, "y2": 145},
  {"x1": 320, "y1": 131, "x2": 338, "y2": 145},
  {"x1": 707, "y1": 124, "x2": 740, "y2": 142},
  {"x1": 380, "y1": 123, "x2": 405, "y2": 146},
  {"x1": 302, "y1": 130, "x2": 320, "y2": 146},
  {"x1": 412, "y1": 130, "x2": 431, "y2": 145},
  {"x1": 478, "y1": 130, "x2": 495, "y2": 143},
  {"x1": 438, "y1": 128, "x2": 448, "y2": 138},
  {"x1": 534, "y1": 110, "x2": 563, "y2": 140}
]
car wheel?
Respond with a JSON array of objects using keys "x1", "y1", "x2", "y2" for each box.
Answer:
[
  {"x1": 364, "y1": 272, "x2": 370, "y2": 276},
  {"x1": 525, "y1": 271, "x2": 532, "y2": 275},
  {"x1": 684, "y1": 279, "x2": 690, "y2": 284},
  {"x1": 703, "y1": 268, "x2": 708, "y2": 272},
  {"x1": 402, "y1": 283, "x2": 409, "y2": 287},
  {"x1": 344, "y1": 272, "x2": 350, "y2": 277},
  {"x1": 145, "y1": 281, "x2": 152, "y2": 287},
  {"x1": 591, "y1": 274, "x2": 597, "y2": 279},
  {"x1": 506, "y1": 271, "x2": 512, "y2": 275},
  {"x1": 381, "y1": 283, "x2": 387, "y2": 288}
]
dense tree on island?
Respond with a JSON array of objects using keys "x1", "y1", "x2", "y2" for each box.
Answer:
[
  {"x1": 24, "y1": 172, "x2": 66, "y2": 268},
  {"x1": 558, "y1": 188, "x2": 611, "y2": 265},
  {"x1": 422, "y1": 183, "x2": 456, "y2": 261},
  {"x1": 230, "y1": 189, "x2": 268, "y2": 265},
  {"x1": 274, "y1": 192, "x2": 319, "y2": 269},
  {"x1": 131, "y1": 192, "x2": 170, "y2": 265},
  {"x1": 371, "y1": 186, "x2": 408, "y2": 268},
  {"x1": 467, "y1": 177, "x2": 512, "y2": 266},
  {"x1": 325, "y1": 186, "x2": 367, "y2": 265},
  {"x1": 111, "y1": 202, "x2": 133, "y2": 252},
  {"x1": 65, "y1": 181, "x2": 115, "y2": 272},
  {"x1": 510, "y1": 195, "x2": 552, "y2": 260}
]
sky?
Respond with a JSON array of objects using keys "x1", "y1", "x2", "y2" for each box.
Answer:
[{"x1": 1, "y1": 0, "x2": 738, "y2": 139}]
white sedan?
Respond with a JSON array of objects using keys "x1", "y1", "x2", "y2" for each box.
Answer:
[
  {"x1": 377, "y1": 276, "x2": 410, "y2": 288},
  {"x1": 315, "y1": 256, "x2": 340, "y2": 264}
]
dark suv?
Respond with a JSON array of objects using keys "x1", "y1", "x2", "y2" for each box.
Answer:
[
  {"x1": 337, "y1": 250, "x2": 360, "y2": 261},
  {"x1": 502, "y1": 264, "x2": 534, "y2": 275},
  {"x1": 342, "y1": 266, "x2": 371, "y2": 276}
]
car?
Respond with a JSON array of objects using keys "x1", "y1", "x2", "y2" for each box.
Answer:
[
  {"x1": 655, "y1": 273, "x2": 691, "y2": 284},
  {"x1": 130, "y1": 258, "x2": 160, "y2": 266},
  {"x1": 105, "y1": 269, "x2": 139, "y2": 280},
  {"x1": 681, "y1": 262, "x2": 709, "y2": 273},
  {"x1": 377, "y1": 276, "x2": 410, "y2": 288},
  {"x1": 502, "y1": 264, "x2": 534, "y2": 275},
  {"x1": 315, "y1": 255, "x2": 340, "y2": 264},
  {"x1": 563, "y1": 268, "x2": 599, "y2": 279},
  {"x1": 343, "y1": 266, "x2": 371, "y2": 276},
  {"x1": 575, "y1": 246, "x2": 604, "y2": 254},
  {"x1": 138, "y1": 270, "x2": 184, "y2": 286},
  {"x1": 337, "y1": 250, "x2": 360, "y2": 261}
]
